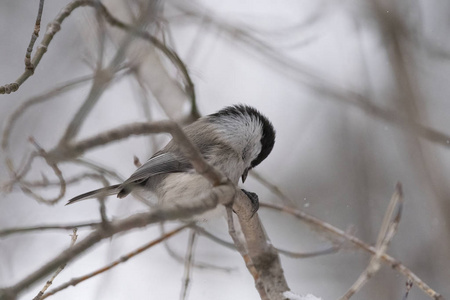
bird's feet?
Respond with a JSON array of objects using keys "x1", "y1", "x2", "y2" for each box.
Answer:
[{"x1": 241, "y1": 189, "x2": 259, "y2": 217}]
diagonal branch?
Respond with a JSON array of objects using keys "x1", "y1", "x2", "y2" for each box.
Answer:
[
  {"x1": 0, "y1": 0, "x2": 90, "y2": 94},
  {"x1": 339, "y1": 184, "x2": 404, "y2": 300},
  {"x1": 226, "y1": 207, "x2": 268, "y2": 300},
  {"x1": 48, "y1": 120, "x2": 227, "y2": 186},
  {"x1": 0, "y1": 186, "x2": 232, "y2": 300},
  {"x1": 40, "y1": 224, "x2": 189, "y2": 299},
  {"x1": 260, "y1": 201, "x2": 444, "y2": 300},
  {"x1": 32, "y1": 228, "x2": 78, "y2": 300}
]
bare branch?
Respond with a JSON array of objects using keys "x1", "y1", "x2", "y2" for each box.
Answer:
[
  {"x1": 226, "y1": 207, "x2": 268, "y2": 300},
  {"x1": 250, "y1": 170, "x2": 296, "y2": 207},
  {"x1": 162, "y1": 224, "x2": 234, "y2": 272},
  {"x1": 0, "y1": 222, "x2": 100, "y2": 238},
  {"x1": 73, "y1": 158, "x2": 124, "y2": 182},
  {"x1": 1, "y1": 70, "x2": 126, "y2": 153},
  {"x1": 0, "y1": 0, "x2": 91, "y2": 94},
  {"x1": 17, "y1": 137, "x2": 66, "y2": 205},
  {"x1": 40, "y1": 224, "x2": 189, "y2": 299},
  {"x1": 231, "y1": 191, "x2": 290, "y2": 300},
  {"x1": 58, "y1": 68, "x2": 116, "y2": 144},
  {"x1": 49, "y1": 121, "x2": 227, "y2": 187},
  {"x1": 24, "y1": 172, "x2": 106, "y2": 188},
  {"x1": 0, "y1": 186, "x2": 232, "y2": 299},
  {"x1": 339, "y1": 184, "x2": 404, "y2": 300},
  {"x1": 1, "y1": 69, "x2": 130, "y2": 200},
  {"x1": 0, "y1": 0, "x2": 196, "y2": 113},
  {"x1": 32, "y1": 228, "x2": 78, "y2": 300},
  {"x1": 260, "y1": 200, "x2": 445, "y2": 300},
  {"x1": 276, "y1": 245, "x2": 339, "y2": 259},
  {"x1": 25, "y1": 0, "x2": 45, "y2": 72},
  {"x1": 180, "y1": 229, "x2": 197, "y2": 300},
  {"x1": 193, "y1": 224, "x2": 339, "y2": 259},
  {"x1": 85, "y1": 0, "x2": 197, "y2": 112}
]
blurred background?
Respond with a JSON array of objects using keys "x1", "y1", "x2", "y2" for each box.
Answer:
[{"x1": 0, "y1": 0, "x2": 449, "y2": 299}]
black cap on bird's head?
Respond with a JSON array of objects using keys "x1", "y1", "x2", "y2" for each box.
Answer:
[
  {"x1": 245, "y1": 106, "x2": 275, "y2": 169},
  {"x1": 209, "y1": 104, "x2": 276, "y2": 182}
]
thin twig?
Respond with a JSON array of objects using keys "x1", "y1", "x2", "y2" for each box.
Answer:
[
  {"x1": 25, "y1": 0, "x2": 45, "y2": 71},
  {"x1": 96, "y1": 176, "x2": 110, "y2": 226},
  {"x1": 23, "y1": 172, "x2": 105, "y2": 188},
  {"x1": 40, "y1": 224, "x2": 189, "y2": 299},
  {"x1": 340, "y1": 184, "x2": 404, "y2": 300},
  {"x1": 18, "y1": 137, "x2": 66, "y2": 205},
  {"x1": 1, "y1": 0, "x2": 196, "y2": 109},
  {"x1": 58, "y1": 10, "x2": 142, "y2": 145},
  {"x1": 180, "y1": 229, "x2": 197, "y2": 300},
  {"x1": 3, "y1": 151, "x2": 38, "y2": 192},
  {"x1": 48, "y1": 121, "x2": 228, "y2": 186},
  {"x1": 0, "y1": 222, "x2": 100, "y2": 238},
  {"x1": 161, "y1": 224, "x2": 234, "y2": 271},
  {"x1": 73, "y1": 158, "x2": 124, "y2": 182},
  {"x1": 129, "y1": 71, "x2": 161, "y2": 154},
  {"x1": 0, "y1": 1, "x2": 92, "y2": 94},
  {"x1": 94, "y1": 1, "x2": 106, "y2": 70},
  {"x1": 250, "y1": 170, "x2": 296, "y2": 207},
  {"x1": 58, "y1": 69, "x2": 115, "y2": 144},
  {"x1": 260, "y1": 200, "x2": 444, "y2": 300},
  {"x1": 1, "y1": 69, "x2": 129, "y2": 198},
  {"x1": 190, "y1": 224, "x2": 235, "y2": 250},
  {"x1": 0, "y1": 183, "x2": 233, "y2": 298},
  {"x1": 32, "y1": 228, "x2": 78, "y2": 300},
  {"x1": 1, "y1": 70, "x2": 125, "y2": 152},
  {"x1": 193, "y1": 224, "x2": 339, "y2": 259},
  {"x1": 276, "y1": 245, "x2": 339, "y2": 259},
  {"x1": 86, "y1": 0, "x2": 196, "y2": 107},
  {"x1": 73, "y1": 158, "x2": 154, "y2": 207}
]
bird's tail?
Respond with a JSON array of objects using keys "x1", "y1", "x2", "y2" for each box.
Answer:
[{"x1": 65, "y1": 184, "x2": 122, "y2": 205}]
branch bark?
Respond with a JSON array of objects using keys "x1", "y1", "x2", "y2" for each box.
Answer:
[{"x1": 232, "y1": 191, "x2": 290, "y2": 300}]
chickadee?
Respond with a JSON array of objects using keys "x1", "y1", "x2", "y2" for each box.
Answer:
[{"x1": 66, "y1": 105, "x2": 275, "y2": 213}]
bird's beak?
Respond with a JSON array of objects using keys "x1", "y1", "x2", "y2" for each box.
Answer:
[{"x1": 241, "y1": 168, "x2": 250, "y2": 183}]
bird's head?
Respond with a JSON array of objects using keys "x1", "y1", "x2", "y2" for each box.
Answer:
[{"x1": 208, "y1": 105, "x2": 275, "y2": 182}]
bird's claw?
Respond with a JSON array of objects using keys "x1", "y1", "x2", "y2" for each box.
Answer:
[{"x1": 241, "y1": 189, "x2": 259, "y2": 218}]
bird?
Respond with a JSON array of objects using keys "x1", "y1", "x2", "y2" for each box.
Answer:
[{"x1": 66, "y1": 104, "x2": 275, "y2": 214}]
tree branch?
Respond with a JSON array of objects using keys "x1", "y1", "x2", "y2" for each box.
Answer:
[
  {"x1": 260, "y1": 200, "x2": 444, "y2": 300},
  {"x1": 231, "y1": 191, "x2": 290, "y2": 300},
  {"x1": 48, "y1": 120, "x2": 227, "y2": 187},
  {"x1": 0, "y1": 0, "x2": 90, "y2": 94},
  {"x1": 24, "y1": 0, "x2": 45, "y2": 72},
  {"x1": 40, "y1": 224, "x2": 189, "y2": 299},
  {"x1": 0, "y1": 186, "x2": 232, "y2": 300},
  {"x1": 339, "y1": 184, "x2": 404, "y2": 299}
]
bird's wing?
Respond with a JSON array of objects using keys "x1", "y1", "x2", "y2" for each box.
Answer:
[
  {"x1": 66, "y1": 152, "x2": 192, "y2": 205},
  {"x1": 121, "y1": 152, "x2": 191, "y2": 186},
  {"x1": 116, "y1": 152, "x2": 192, "y2": 198}
]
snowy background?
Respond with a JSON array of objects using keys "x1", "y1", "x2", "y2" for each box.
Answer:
[{"x1": 1, "y1": 0, "x2": 449, "y2": 299}]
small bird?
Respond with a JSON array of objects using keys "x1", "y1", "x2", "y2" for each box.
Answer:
[{"x1": 66, "y1": 105, "x2": 275, "y2": 213}]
